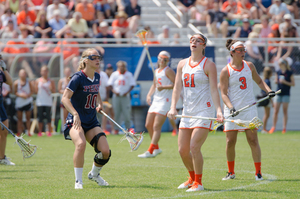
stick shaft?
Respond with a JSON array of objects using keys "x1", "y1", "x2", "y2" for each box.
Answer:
[
  {"x1": 175, "y1": 115, "x2": 236, "y2": 123},
  {"x1": 100, "y1": 110, "x2": 128, "y2": 134}
]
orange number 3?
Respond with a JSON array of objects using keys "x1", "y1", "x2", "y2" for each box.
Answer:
[{"x1": 239, "y1": 77, "x2": 247, "y2": 90}]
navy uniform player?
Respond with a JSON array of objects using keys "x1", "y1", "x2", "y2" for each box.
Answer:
[{"x1": 61, "y1": 48, "x2": 111, "y2": 189}]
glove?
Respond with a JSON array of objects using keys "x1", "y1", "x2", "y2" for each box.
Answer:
[
  {"x1": 230, "y1": 107, "x2": 239, "y2": 117},
  {"x1": 268, "y1": 91, "x2": 275, "y2": 99},
  {"x1": 0, "y1": 60, "x2": 6, "y2": 71}
]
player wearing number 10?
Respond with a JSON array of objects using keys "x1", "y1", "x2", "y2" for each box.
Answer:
[
  {"x1": 62, "y1": 48, "x2": 110, "y2": 189},
  {"x1": 168, "y1": 33, "x2": 223, "y2": 192},
  {"x1": 219, "y1": 39, "x2": 275, "y2": 181}
]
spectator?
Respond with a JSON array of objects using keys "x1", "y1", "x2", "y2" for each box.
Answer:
[
  {"x1": 49, "y1": 9, "x2": 66, "y2": 38},
  {"x1": 176, "y1": 0, "x2": 197, "y2": 26},
  {"x1": 170, "y1": 32, "x2": 181, "y2": 45},
  {"x1": 260, "y1": 66, "x2": 273, "y2": 134},
  {"x1": 268, "y1": 0, "x2": 290, "y2": 23},
  {"x1": 221, "y1": 0, "x2": 239, "y2": 26},
  {"x1": 274, "y1": 31, "x2": 298, "y2": 65},
  {"x1": 233, "y1": 18, "x2": 252, "y2": 38},
  {"x1": 57, "y1": 67, "x2": 71, "y2": 124},
  {"x1": 95, "y1": 21, "x2": 115, "y2": 44},
  {"x1": 236, "y1": 0, "x2": 258, "y2": 19},
  {"x1": 67, "y1": 12, "x2": 88, "y2": 38},
  {"x1": 17, "y1": 1, "x2": 36, "y2": 33},
  {"x1": 245, "y1": 32, "x2": 264, "y2": 73},
  {"x1": 33, "y1": 32, "x2": 54, "y2": 66},
  {"x1": 194, "y1": 0, "x2": 209, "y2": 22},
  {"x1": 157, "y1": 25, "x2": 170, "y2": 45},
  {"x1": 107, "y1": 60, "x2": 136, "y2": 134},
  {"x1": 46, "y1": 0, "x2": 68, "y2": 20},
  {"x1": 18, "y1": 24, "x2": 34, "y2": 45},
  {"x1": 279, "y1": 13, "x2": 299, "y2": 37},
  {"x1": 269, "y1": 58, "x2": 295, "y2": 134},
  {"x1": 92, "y1": 11, "x2": 105, "y2": 36},
  {"x1": 75, "y1": 0, "x2": 95, "y2": 27},
  {"x1": 206, "y1": 1, "x2": 228, "y2": 38},
  {"x1": 1, "y1": 8, "x2": 18, "y2": 30},
  {"x1": 285, "y1": 0, "x2": 299, "y2": 19},
  {"x1": 256, "y1": 0, "x2": 272, "y2": 17},
  {"x1": 125, "y1": 0, "x2": 141, "y2": 34},
  {"x1": 112, "y1": 11, "x2": 130, "y2": 44},
  {"x1": 53, "y1": 29, "x2": 80, "y2": 72},
  {"x1": 6, "y1": 0, "x2": 21, "y2": 14},
  {"x1": 259, "y1": 15, "x2": 272, "y2": 39},
  {"x1": 0, "y1": 20, "x2": 15, "y2": 39},
  {"x1": 35, "y1": 65, "x2": 56, "y2": 137},
  {"x1": 34, "y1": 10, "x2": 52, "y2": 38},
  {"x1": 13, "y1": 69, "x2": 34, "y2": 137},
  {"x1": 94, "y1": 0, "x2": 112, "y2": 19},
  {"x1": 146, "y1": 30, "x2": 160, "y2": 45},
  {"x1": 267, "y1": 23, "x2": 281, "y2": 61}
]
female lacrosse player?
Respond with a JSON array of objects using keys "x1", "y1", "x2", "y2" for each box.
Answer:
[
  {"x1": 219, "y1": 39, "x2": 275, "y2": 181},
  {"x1": 62, "y1": 48, "x2": 110, "y2": 189},
  {"x1": 138, "y1": 51, "x2": 175, "y2": 158},
  {"x1": 269, "y1": 58, "x2": 295, "y2": 134},
  {"x1": 168, "y1": 33, "x2": 223, "y2": 192},
  {"x1": 0, "y1": 55, "x2": 14, "y2": 165}
]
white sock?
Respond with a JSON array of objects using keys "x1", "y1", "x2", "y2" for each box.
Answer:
[
  {"x1": 74, "y1": 168, "x2": 83, "y2": 183},
  {"x1": 91, "y1": 163, "x2": 102, "y2": 176}
]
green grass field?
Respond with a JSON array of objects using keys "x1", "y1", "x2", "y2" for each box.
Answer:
[{"x1": 1, "y1": 131, "x2": 299, "y2": 199}]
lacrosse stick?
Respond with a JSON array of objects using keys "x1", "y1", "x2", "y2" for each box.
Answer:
[
  {"x1": 0, "y1": 121, "x2": 37, "y2": 159},
  {"x1": 176, "y1": 115, "x2": 263, "y2": 130},
  {"x1": 100, "y1": 110, "x2": 143, "y2": 151}
]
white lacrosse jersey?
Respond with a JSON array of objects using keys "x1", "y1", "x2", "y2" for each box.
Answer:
[
  {"x1": 148, "y1": 66, "x2": 173, "y2": 115},
  {"x1": 107, "y1": 71, "x2": 136, "y2": 97},
  {"x1": 224, "y1": 61, "x2": 258, "y2": 131},
  {"x1": 36, "y1": 78, "x2": 52, "y2": 106},
  {"x1": 98, "y1": 71, "x2": 108, "y2": 100},
  {"x1": 179, "y1": 57, "x2": 214, "y2": 129},
  {"x1": 15, "y1": 80, "x2": 33, "y2": 108}
]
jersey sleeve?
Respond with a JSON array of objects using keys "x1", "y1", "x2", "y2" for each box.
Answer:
[
  {"x1": 67, "y1": 74, "x2": 80, "y2": 92},
  {"x1": 107, "y1": 72, "x2": 116, "y2": 86},
  {"x1": 128, "y1": 72, "x2": 136, "y2": 86},
  {"x1": 102, "y1": 72, "x2": 109, "y2": 87}
]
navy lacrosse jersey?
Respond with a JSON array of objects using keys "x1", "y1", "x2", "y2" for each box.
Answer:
[
  {"x1": 66, "y1": 70, "x2": 100, "y2": 125},
  {"x1": 0, "y1": 70, "x2": 7, "y2": 100},
  {"x1": 0, "y1": 70, "x2": 8, "y2": 121}
]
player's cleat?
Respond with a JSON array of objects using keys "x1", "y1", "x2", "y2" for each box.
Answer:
[
  {"x1": 46, "y1": 132, "x2": 52, "y2": 137},
  {"x1": 177, "y1": 177, "x2": 194, "y2": 189},
  {"x1": 172, "y1": 129, "x2": 177, "y2": 136},
  {"x1": 88, "y1": 172, "x2": 109, "y2": 186},
  {"x1": 268, "y1": 127, "x2": 275, "y2": 134},
  {"x1": 186, "y1": 182, "x2": 204, "y2": 192},
  {"x1": 255, "y1": 173, "x2": 263, "y2": 181},
  {"x1": 282, "y1": 128, "x2": 286, "y2": 134},
  {"x1": 222, "y1": 172, "x2": 235, "y2": 180},
  {"x1": 38, "y1": 132, "x2": 43, "y2": 137},
  {"x1": 138, "y1": 151, "x2": 155, "y2": 158},
  {"x1": 75, "y1": 180, "x2": 83, "y2": 189},
  {"x1": 261, "y1": 130, "x2": 268, "y2": 134},
  {"x1": 0, "y1": 156, "x2": 15, "y2": 166},
  {"x1": 153, "y1": 148, "x2": 162, "y2": 157}
]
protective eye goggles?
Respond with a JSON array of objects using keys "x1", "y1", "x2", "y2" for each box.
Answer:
[
  {"x1": 157, "y1": 55, "x2": 169, "y2": 61},
  {"x1": 230, "y1": 41, "x2": 246, "y2": 53},
  {"x1": 234, "y1": 47, "x2": 247, "y2": 53},
  {"x1": 190, "y1": 36, "x2": 205, "y2": 45},
  {"x1": 84, "y1": 55, "x2": 103, "y2": 61}
]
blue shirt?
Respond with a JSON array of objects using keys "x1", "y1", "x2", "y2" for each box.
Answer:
[
  {"x1": 277, "y1": 70, "x2": 293, "y2": 96},
  {"x1": 49, "y1": 18, "x2": 66, "y2": 35},
  {"x1": 261, "y1": 78, "x2": 271, "y2": 95},
  {"x1": 66, "y1": 71, "x2": 100, "y2": 125}
]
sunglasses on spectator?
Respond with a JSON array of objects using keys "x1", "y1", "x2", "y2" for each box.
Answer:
[
  {"x1": 190, "y1": 36, "x2": 205, "y2": 45},
  {"x1": 85, "y1": 55, "x2": 102, "y2": 61}
]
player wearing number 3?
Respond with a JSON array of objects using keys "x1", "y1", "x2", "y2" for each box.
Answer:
[
  {"x1": 219, "y1": 39, "x2": 275, "y2": 181},
  {"x1": 62, "y1": 48, "x2": 110, "y2": 189},
  {"x1": 138, "y1": 51, "x2": 175, "y2": 158},
  {"x1": 168, "y1": 33, "x2": 223, "y2": 192}
]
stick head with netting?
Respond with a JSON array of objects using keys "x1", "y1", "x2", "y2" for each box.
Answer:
[
  {"x1": 120, "y1": 131, "x2": 144, "y2": 151},
  {"x1": 135, "y1": 29, "x2": 148, "y2": 45},
  {"x1": 15, "y1": 135, "x2": 37, "y2": 159},
  {"x1": 212, "y1": 117, "x2": 263, "y2": 131}
]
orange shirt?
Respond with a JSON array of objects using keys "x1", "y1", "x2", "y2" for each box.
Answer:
[
  {"x1": 2, "y1": 41, "x2": 30, "y2": 54},
  {"x1": 267, "y1": 33, "x2": 280, "y2": 53},
  {"x1": 237, "y1": 1, "x2": 252, "y2": 14},
  {"x1": 17, "y1": 10, "x2": 36, "y2": 25},
  {"x1": 53, "y1": 41, "x2": 79, "y2": 60},
  {"x1": 75, "y1": 3, "x2": 95, "y2": 21},
  {"x1": 222, "y1": 1, "x2": 237, "y2": 13},
  {"x1": 112, "y1": 19, "x2": 129, "y2": 34}
]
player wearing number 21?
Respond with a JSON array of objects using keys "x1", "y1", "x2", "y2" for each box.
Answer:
[
  {"x1": 168, "y1": 33, "x2": 223, "y2": 192},
  {"x1": 219, "y1": 39, "x2": 275, "y2": 181},
  {"x1": 62, "y1": 48, "x2": 111, "y2": 189}
]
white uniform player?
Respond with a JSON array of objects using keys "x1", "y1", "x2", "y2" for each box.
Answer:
[
  {"x1": 99, "y1": 71, "x2": 109, "y2": 101},
  {"x1": 224, "y1": 61, "x2": 257, "y2": 131},
  {"x1": 148, "y1": 66, "x2": 173, "y2": 115},
  {"x1": 179, "y1": 57, "x2": 215, "y2": 130}
]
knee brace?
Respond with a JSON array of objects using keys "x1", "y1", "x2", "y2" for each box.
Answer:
[
  {"x1": 94, "y1": 150, "x2": 111, "y2": 165},
  {"x1": 90, "y1": 132, "x2": 106, "y2": 153}
]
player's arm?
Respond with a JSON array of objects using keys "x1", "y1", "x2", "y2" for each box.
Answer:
[
  {"x1": 58, "y1": 79, "x2": 64, "y2": 94},
  {"x1": 2, "y1": 69, "x2": 13, "y2": 87},
  {"x1": 28, "y1": 80, "x2": 34, "y2": 97},
  {"x1": 219, "y1": 66, "x2": 234, "y2": 109},
  {"x1": 50, "y1": 79, "x2": 56, "y2": 93},
  {"x1": 157, "y1": 67, "x2": 176, "y2": 91},
  {"x1": 205, "y1": 60, "x2": 223, "y2": 122},
  {"x1": 167, "y1": 59, "x2": 185, "y2": 120},
  {"x1": 96, "y1": 93, "x2": 103, "y2": 113},
  {"x1": 34, "y1": 79, "x2": 39, "y2": 94},
  {"x1": 249, "y1": 62, "x2": 272, "y2": 93},
  {"x1": 61, "y1": 88, "x2": 81, "y2": 129}
]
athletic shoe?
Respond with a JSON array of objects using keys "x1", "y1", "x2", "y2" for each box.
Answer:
[
  {"x1": 88, "y1": 172, "x2": 109, "y2": 186},
  {"x1": 153, "y1": 148, "x2": 162, "y2": 157},
  {"x1": 46, "y1": 132, "x2": 52, "y2": 137},
  {"x1": 177, "y1": 177, "x2": 194, "y2": 189},
  {"x1": 129, "y1": 128, "x2": 135, "y2": 134},
  {"x1": 261, "y1": 130, "x2": 268, "y2": 134},
  {"x1": 282, "y1": 129, "x2": 286, "y2": 134},
  {"x1": 268, "y1": 127, "x2": 275, "y2": 134},
  {"x1": 38, "y1": 132, "x2": 42, "y2": 137},
  {"x1": 255, "y1": 173, "x2": 263, "y2": 181},
  {"x1": 75, "y1": 180, "x2": 83, "y2": 189},
  {"x1": 172, "y1": 129, "x2": 177, "y2": 136},
  {"x1": 186, "y1": 182, "x2": 204, "y2": 192},
  {"x1": 16, "y1": 133, "x2": 21, "y2": 137},
  {"x1": 114, "y1": 130, "x2": 118, "y2": 135},
  {"x1": 138, "y1": 151, "x2": 154, "y2": 158},
  {"x1": 0, "y1": 156, "x2": 15, "y2": 166},
  {"x1": 222, "y1": 172, "x2": 235, "y2": 180}
]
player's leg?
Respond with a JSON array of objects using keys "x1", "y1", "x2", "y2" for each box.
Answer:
[
  {"x1": 177, "y1": 128, "x2": 194, "y2": 189},
  {"x1": 37, "y1": 106, "x2": 44, "y2": 136},
  {"x1": 186, "y1": 128, "x2": 209, "y2": 192},
  {"x1": 223, "y1": 131, "x2": 238, "y2": 180},
  {"x1": 45, "y1": 106, "x2": 52, "y2": 136},
  {"x1": 150, "y1": 114, "x2": 167, "y2": 155},
  {"x1": 112, "y1": 95, "x2": 121, "y2": 134},
  {"x1": 0, "y1": 118, "x2": 14, "y2": 165},
  {"x1": 25, "y1": 109, "x2": 32, "y2": 136},
  {"x1": 16, "y1": 109, "x2": 23, "y2": 136},
  {"x1": 245, "y1": 129, "x2": 263, "y2": 180},
  {"x1": 86, "y1": 126, "x2": 109, "y2": 186},
  {"x1": 269, "y1": 98, "x2": 281, "y2": 133},
  {"x1": 145, "y1": 112, "x2": 155, "y2": 139},
  {"x1": 169, "y1": 118, "x2": 178, "y2": 136},
  {"x1": 262, "y1": 106, "x2": 270, "y2": 133},
  {"x1": 282, "y1": 101, "x2": 289, "y2": 134},
  {"x1": 69, "y1": 127, "x2": 86, "y2": 188}
]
